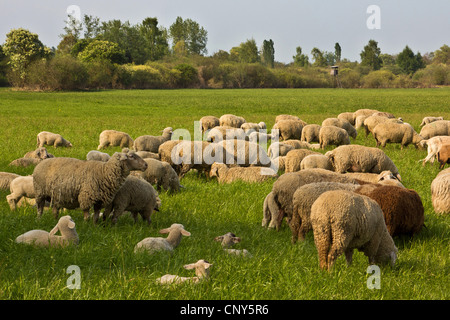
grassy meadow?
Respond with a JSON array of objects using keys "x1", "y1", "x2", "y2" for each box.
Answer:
[{"x1": 0, "y1": 87, "x2": 449, "y2": 300}]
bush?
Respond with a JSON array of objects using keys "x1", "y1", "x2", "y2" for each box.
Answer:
[
  {"x1": 173, "y1": 63, "x2": 199, "y2": 88},
  {"x1": 85, "y1": 60, "x2": 115, "y2": 89},
  {"x1": 126, "y1": 65, "x2": 163, "y2": 89},
  {"x1": 362, "y1": 70, "x2": 396, "y2": 88},
  {"x1": 413, "y1": 63, "x2": 449, "y2": 86},
  {"x1": 338, "y1": 68, "x2": 361, "y2": 88}
]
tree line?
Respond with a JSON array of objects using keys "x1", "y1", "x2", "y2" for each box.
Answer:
[{"x1": 0, "y1": 14, "x2": 449, "y2": 90}]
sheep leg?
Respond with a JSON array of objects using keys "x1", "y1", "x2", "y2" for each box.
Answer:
[
  {"x1": 289, "y1": 211, "x2": 301, "y2": 244},
  {"x1": 140, "y1": 207, "x2": 153, "y2": 225},
  {"x1": 344, "y1": 249, "x2": 354, "y2": 265},
  {"x1": 35, "y1": 196, "x2": 46, "y2": 218},
  {"x1": 6, "y1": 194, "x2": 19, "y2": 211},
  {"x1": 327, "y1": 243, "x2": 345, "y2": 271},
  {"x1": 52, "y1": 206, "x2": 59, "y2": 219},
  {"x1": 92, "y1": 204, "x2": 103, "y2": 224}
]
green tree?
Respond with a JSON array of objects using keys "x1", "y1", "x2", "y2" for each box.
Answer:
[
  {"x1": 78, "y1": 40, "x2": 126, "y2": 64},
  {"x1": 261, "y1": 39, "x2": 275, "y2": 68},
  {"x1": 62, "y1": 14, "x2": 83, "y2": 40},
  {"x1": 83, "y1": 15, "x2": 101, "y2": 39},
  {"x1": 360, "y1": 39, "x2": 382, "y2": 70},
  {"x1": 311, "y1": 47, "x2": 327, "y2": 67},
  {"x1": 334, "y1": 42, "x2": 341, "y2": 63},
  {"x1": 396, "y1": 46, "x2": 425, "y2": 74},
  {"x1": 169, "y1": 17, "x2": 208, "y2": 55},
  {"x1": 293, "y1": 46, "x2": 309, "y2": 67},
  {"x1": 433, "y1": 44, "x2": 450, "y2": 64},
  {"x1": 139, "y1": 17, "x2": 169, "y2": 61},
  {"x1": 230, "y1": 39, "x2": 260, "y2": 63}
]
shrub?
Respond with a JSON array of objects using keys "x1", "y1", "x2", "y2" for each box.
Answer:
[
  {"x1": 362, "y1": 69, "x2": 396, "y2": 88},
  {"x1": 85, "y1": 60, "x2": 115, "y2": 89},
  {"x1": 338, "y1": 68, "x2": 361, "y2": 88},
  {"x1": 173, "y1": 63, "x2": 199, "y2": 88},
  {"x1": 78, "y1": 40, "x2": 126, "y2": 64},
  {"x1": 126, "y1": 65, "x2": 163, "y2": 89},
  {"x1": 413, "y1": 63, "x2": 449, "y2": 86}
]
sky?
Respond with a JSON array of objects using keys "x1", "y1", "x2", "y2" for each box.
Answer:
[{"x1": 0, "y1": 0, "x2": 449, "y2": 63}]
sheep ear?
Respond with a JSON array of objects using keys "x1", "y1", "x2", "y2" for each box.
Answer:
[
  {"x1": 183, "y1": 263, "x2": 196, "y2": 270},
  {"x1": 49, "y1": 225, "x2": 59, "y2": 236},
  {"x1": 214, "y1": 236, "x2": 224, "y2": 242},
  {"x1": 181, "y1": 230, "x2": 191, "y2": 236},
  {"x1": 68, "y1": 220, "x2": 76, "y2": 229},
  {"x1": 159, "y1": 228, "x2": 170, "y2": 234},
  {"x1": 232, "y1": 237, "x2": 241, "y2": 244}
]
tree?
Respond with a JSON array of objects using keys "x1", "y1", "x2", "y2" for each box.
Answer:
[
  {"x1": 62, "y1": 14, "x2": 83, "y2": 40},
  {"x1": 334, "y1": 42, "x2": 341, "y2": 63},
  {"x1": 78, "y1": 40, "x2": 126, "y2": 64},
  {"x1": 433, "y1": 44, "x2": 450, "y2": 65},
  {"x1": 396, "y1": 46, "x2": 425, "y2": 74},
  {"x1": 230, "y1": 39, "x2": 260, "y2": 63},
  {"x1": 360, "y1": 39, "x2": 382, "y2": 70},
  {"x1": 169, "y1": 17, "x2": 208, "y2": 55},
  {"x1": 311, "y1": 47, "x2": 327, "y2": 67},
  {"x1": 83, "y1": 15, "x2": 101, "y2": 39},
  {"x1": 261, "y1": 39, "x2": 275, "y2": 68},
  {"x1": 139, "y1": 17, "x2": 169, "y2": 61},
  {"x1": 293, "y1": 46, "x2": 309, "y2": 67}
]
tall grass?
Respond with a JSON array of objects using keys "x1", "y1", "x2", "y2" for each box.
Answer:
[{"x1": 0, "y1": 87, "x2": 449, "y2": 300}]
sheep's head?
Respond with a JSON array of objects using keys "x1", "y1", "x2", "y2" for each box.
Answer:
[
  {"x1": 115, "y1": 151, "x2": 148, "y2": 172},
  {"x1": 36, "y1": 147, "x2": 50, "y2": 160},
  {"x1": 159, "y1": 223, "x2": 191, "y2": 237},
  {"x1": 209, "y1": 162, "x2": 227, "y2": 178},
  {"x1": 50, "y1": 215, "x2": 76, "y2": 236},
  {"x1": 214, "y1": 232, "x2": 241, "y2": 248},
  {"x1": 184, "y1": 259, "x2": 213, "y2": 278}
]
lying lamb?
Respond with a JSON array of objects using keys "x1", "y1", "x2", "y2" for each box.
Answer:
[
  {"x1": 214, "y1": 232, "x2": 252, "y2": 257},
  {"x1": 209, "y1": 163, "x2": 278, "y2": 184},
  {"x1": 157, "y1": 259, "x2": 213, "y2": 285},
  {"x1": 134, "y1": 223, "x2": 191, "y2": 254}
]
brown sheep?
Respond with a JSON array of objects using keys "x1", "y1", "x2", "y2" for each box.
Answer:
[{"x1": 437, "y1": 144, "x2": 450, "y2": 169}]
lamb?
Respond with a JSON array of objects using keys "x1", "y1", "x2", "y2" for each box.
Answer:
[
  {"x1": 319, "y1": 126, "x2": 351, "y2": 149},
  {"x1": 97, "y1": 130, "x2": 134, "y2": 150},
  {"x1": 214, "y1": 232, "x2": 252, "y2": 257},
  {"x1": 24, "y1": 147, "x2": 52, "y2": 160},
  {"x1": 134, "y1": 223, "x2": 191, "y2": 254},
  {"x1": 325, "y1": 145, "x2": 401, "y2": 180},
  {"x1": 300, "y1": 154, "x2": 333, "y2": 171},
  {"x1": 6, "y1": 175, "x2": 35, "y2": 211},
  {"x1": 372, "y1": 122, "x2": 424, "y2": 149},
  {"x1": 321, "y1": 118, "x2": 357, "y2": 139},
  {"x1": 419, "y1": 136, "x2": 450, "y2": 166},
  {"x1": 354, "y1": 184, "x2": 424, "y2": 237},
  {"x1": 37, "y1": 131, "x2": 73, "y2": 148},
  {"x1": 343, "y1": 170, "x2": 404, "y2": 187},
  {"x1": 9, "y1": 157, "x2": 41, "y2": 168},
  {"x1": 206, "y1": 126, "x2": 246, "y2": 142},
  {"x1": 272, "y1": 120, "x2": 304, "y2": 141},
  {"x1": 301, "y1": 124, "x2": 321, "y2": 143},
  {"x1": 15, "y1": 215, "x2": 79, "y2": 248},
  {"x1": 33, "y1": 151, "x2": 148, "y2": 222},
  {"x1": 261, "y1": 191, "x2": 281, "y2": 228},
  {"x1": 363, "y1": 115, "x2": 403, "y2": 137},
  {"x1": 337, "y1": 112, "x2": 355, "y2": 125},
  {"x1": 134, "y1": 127, "x2": 173, "y2": 153},
  {"x1": 199, "y1": 115, "x2": 220, "y2": 133},
  {"x1": 156, "y1": 259, "x2": 213, "y2": 285},
  {"x1": 437, "y1": 144, "x2": 450, "y2": 169},
  {"x1": 290, "y1": 182, "x2": 360, "y2": 243},
  {"x1": 102, "y1": 175, "x2": 161, "y2": 225},
  {"x1": 284, "y1": 149, "x2": 321, "y2": 173},
  {"x1": 419, "y1": 120, "x2": 450, "y2": 139},
  {"x1": 132, "y1": 158, "x2": 181, "y2": 192},
  {"x1": 0, "y1": 172, "x2": 21, "y2": 191},
  {"x1": 209, "y1": 162, "x2": 278, "y2": 184},
  {"x1": 219, "y1": 114, "x2": 246, "y2": 128},
  {"x1": 86, "y1": 150, "x2": 111, "y2": 162},
  {"x1": 431, "y1": 169, "x2": 450, "y2": 214},
  {"x1": 310, "y1": 190, "x2": 397, "y2": 271},
  {"x1": 420, "y1": 116, "x2": 444, "y2": 127}
]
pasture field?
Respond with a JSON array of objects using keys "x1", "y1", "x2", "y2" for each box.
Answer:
[{"x1": 0, "y1": 87, "x2": 449, "y2": 301}]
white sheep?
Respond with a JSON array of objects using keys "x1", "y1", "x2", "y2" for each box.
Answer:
[
  {"x1": 301, "y1": 124, "x2": 321, "y2": 143},
  {"x1": 134, "y1": 223, "x2": 191, "y2": 254},
  {"x1": 262, "y1": 191, "x2": 282, "y2": 229},
  {"x1": 321, "y1": 118, "x2": 357, "y2": 139},
  {"x1": 156, "y1": 260, "x2": 213, "y2": 285},
  {"x1": 372, "y1": 122, "x2": 424, "y2": 149},
  {"x1": 420, "y1": 116, "x2": 444, "y2": 127},
  {"x1": 134, "y1": 127, "x2": 173, "y2": 153},
  {"x1": 219, "y1": 114, "x2": 246, "y2": 128},
  {"x1": 206, "y1": 126, "x2": 246, "y2": 142},
  {"x1": 344, "y1": 170, "x2": 404, "y2": 187},
  {"x1": 419, "y1": 120, "x2": 450, "y2": 139},
  {"x1": 284, "y1": 149, "x2": 321, "y2": 173},
  {"x1": 6, "y1": 175, "x2": 35, "y2": 211},
  {"x1": 24, "y1": 147, "x2": 52, "y2": 160},
  {"x1": 214, "y1": 232, "x2": 252, "y2": 257},
  {"x1": 209, "y1": 163, "x2": 278, "y2": 184},
  {"x1": 419, "y1": 136, "x2": 450, "y2": 166},
  {"x1": 240, "y1": 122, "x2": 266, "y2": 133},
  {"x1": 0, "y1": 172, "x2": 21, "y2": 191},
  {"x1": 37, "y1": 131, "x2": 73, "y2": 148},
  {"x1": 431, "y1": 169, "x2": 450, "y2": 215},
  {"x1": 300, "y1": 154, "x2": 333, "y2": 171},
  {"x1": 199, "y1": 116, "x2": 220, "y2": 133},
  {"x1": 318, "y1": 125, "x2": 351, "y2": 149},
  {"x1": 86, "y1": 150, "x2": 111, "y2": 162},
  {"x1": 97, "y1": 130, "x2": 134, "y2": 150},
  {"x1": 15, "y1": 215, "x2": 79, "y2": 248},
  {"x1": 272, "y1": 120, "x2": 304, "y2": 141}
]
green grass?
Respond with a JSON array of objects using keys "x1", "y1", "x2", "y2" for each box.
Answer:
[{"x1": 0, "y1": 87, "x2": 449, "y2": 300}]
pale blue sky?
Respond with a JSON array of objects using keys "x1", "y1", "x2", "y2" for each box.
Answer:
[{"x1": 0, "y1": 0, "x2": 449, "y2": 63}]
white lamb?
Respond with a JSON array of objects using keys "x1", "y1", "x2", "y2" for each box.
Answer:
[
  {"x1": 134, "y1": 223, "x2": 191, "y2": 254},
  {"x1": 156, "y1": 260, "x2": 213, "y2": 285}
]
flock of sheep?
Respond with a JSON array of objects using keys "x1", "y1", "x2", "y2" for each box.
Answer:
[{"x1": 0, "y1": 110, "x2": 449, "y2": 280}]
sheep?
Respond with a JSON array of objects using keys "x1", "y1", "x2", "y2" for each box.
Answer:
[
  {"x1": 363, "y1": 115, "x2": 403, "y2": 137},
  {"x1": 132, "y1": 158, "x2": 181, "y2": 192},
  {"x1": 431, "y1": 169, "x2": 450, "y2": 215},
  {"x1": 419, "y1": 136, "x2": 450, "y2": 166},
  {"x1": 248, "y1": 131, "x2": 276, "y2": 143},
  {"x1": 102, "y1": 176, "x2": 161, "y2": 225},
  {"x1": 372, "y1": 122, "x2": 424, "y2": 149},
  {"x1": 86, "y1": 150, "x2": 111, "y2": 162},
  {"x1": 134, "y1": 127, "x2": 173, "y2": 153},
  {"x1": 354, "y1": 184, "x2": 424, "y2": 237},
  {"x1": 343, "y1": 170, "x2": 404, "y2": 187},
  {"x1": 158, "y1": 139, "x2": 183, "y2": 174},
  {"x1": 209, "y1": 163, "x2": 278, "y2": 184},
  {"x1": 300, "y1": 154, "x2": 333, "y2": 171},
  {"x1": 0, "y1": 172, "x2": 21, "y2": 191},
  {"x1": 217, "y1": 140, "x2": 272, "y2": 168},
  {"x1": 134, "y1": 223, "x2": 191, "y2": 254},
  {"x1": 156, "y1": 260, "x2": 213, "y2": 285},
  {"x1": 271, "y1": 156, "x2": 286, "y2": 172},
  {"x1": 301, "y1": 124, "x2": 321, "y2": 143},
  {"x1": 352, "y1": 108, "x2": 380, "y2": 124},
  {"x1": 37, "y1": 131, "x2": 73, "y2": 148},
  {"x1": 337, "y1": 112, "x2": 355, "y2": 125},
  {"x1": 262, "y1": 191, "x2": 281, "y2": 228},
  {"x1": 268, "y1": 142, "x2": 294, "y2": 158},
  {"x1": 122, "y1": 148, "x2": 159, "y2": 160},
  {"x1": 437, "y1": 144, "x2": 450, "y2": 169},
  {"x1": 97, "y1": 129, "x2": 134, "y2": 150},
  {"x1": 15, "y1": 215, "x2": 78, "y2": 248},
  {"x1": 6, "y1": 175, "x2": 34, "y2": 211},
  {"x1": 199, "y1": 115, "x2": 220, "y2": 133},
  {"x1": 290, "y1": 182, "x2": 360, "y2": 243},
  {"x1": 318, "y1": 126, "x2": 351, "y2": 149},
  {"x1": 272, "y1": 120, "x2": 304, "y2": 141},
  {"x1": 372, "y1": 111, "x2": 396, "y2": 119},
  {"x1": 420, "y1": 116, "x2": 444, "y2": 127},
  {"x1": 241, "y1": 121, "x2": 266, "y2": 133},
  {"x1": 219, "y1": 114, "x2": 246, "y2": 128},
  {"x1": 275, "y1": 114, "x2": 306, "y2": 124},
  {"x1": 270, "y1": 168, "x2": 366, "y2": 230},
  {"x1": 321, "y1": 118, "x2": 357, "y2": 139},
  {"x1": 24, "y1": 147, "x2": 52, "y2": 160},
  {"x1": 284, "y1": 149, "x2": 321, "y2": 173},
  {"x1": 283, "y1": 139, "x2": 319, "y2": 150},
  {"x1": 206, "y1": 126, "x2": 246, "y2": 142},
  {"x1": 310, "y1": 190, "x2": 397, "y2": 271},
  {"x1": 33, "y1": 151, "x2": 148, "y2": 223},
  {"x1": 214, "y1": 232, "x2": 252, "y2": 257},
  {"x1": 419, "y1": 120, "x2": 450, "y2": 139},
  {"x1": 325, "y1": 145, "x2": 401, "y2": 180},
  {"x1": 9, "y1": 157, "x2": 42, "y2": 168}
]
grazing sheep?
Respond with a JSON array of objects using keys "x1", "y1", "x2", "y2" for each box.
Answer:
[
  {"x1": 275, "y1": 114, "x2": 305, "y2": 124},
  {"x1": 102, "y1": 176, "x2": 161, "y2": 225},
  {"x1": 372, "y1": 111, "x2": 396, "y2": 119},
  {"x1": 437, "y1": 144, "x2": 450, "y2": 169},
  {"x1": 134, "y1": 223, "x2": 191, "y2": 254},
  {"x1": 214, "y1": 232, "x2": 252, "y2": 257},
  {"x1": 363, "y1": 115, "x2": 403, "y2": 137},
  {"x1": 262, "y1": 191, "x2": 281, "y2": 228},
  {"x1": 15, "y1": 215, "x2": 78, "y2": 248},
  {"x1": 6, "y1": 175, "x2": 34, "y2": 211},
  {"x1": 420, "y1": 116, "x2": 444, "y2": 127},
  {"x1": 157, "y1": 260, "x2": 213, "y2": 285},
  {"x1": 321, "y1": 118, "x2": 357, "y2": 139},
  {"x1": 218, "y1": 140, "x2": 272, "y2": 168},
  {"x1": 343, "y1": 171, "x2": 404, "y2": 187},
  {"x1": 0, "y1": 172, "x2": 21, "y2": 191},
  {"x1": 355, "y1": 184, "x2": 424, "y2": 237},
  {"x1": 419, "y1": 120, "x2": 450, "y2": 139},
  {"x1": 325, "y1": 145, "x2": 401, "y2": 180},
  {"x1": 98, "y1": 130, "x2": 134, "y2": 150},
  {"x1": 219, "y1": 114, "x2": 246, "y2": 128},
  {"x1": 319, "y1": 126, "x2": 351, "y2": 149},
  {"x1": 272, "y1": 120, "x2": 304, "y2": 141},
  {"x1": 24, "y1": 147, "x2": 52, "y2": 160},
  {"x1": 271, "y1": 156, "x2": 286, "y2": 172},
  {"x1": 134, "y1": 127, "x2": 173, "y2": 153},
  {"x1": 206, "y1": 126, "x2": 246, "y2": 142},
  {"x1": 158, "y1": 139, "x2": 183, "y2": 174},
  {"x1": 337, "y1": 112, "x2": 355, "y2": 125},
  {"x1": 9, "y1": 157, "x2": 41, "y2": 168},
  {"x1": 133, "y1": 158, "x2": 182, "y2": 192},
  {"x1": 301, "y1": 124, "x2": 321, "y2": 143},
  {"x1": 283, "y1": 139, "x2": 318, "y2": 150},
  {"x1": 352, "y1": 108, "x2": 380, "y2": 124},
  {"x1": 431, "y1": 169, "x2": 450, "y2": 215},
  {"x1": 248, "y1": 131, "x2": 276, "y2": 143},
  {"x1": 33, "y1": 151, "x2": 148, "y2": 222},
  {"x1": 310, "y1": 190, "x2": 397, "y2": 271},
  {"x1": 372, "y1": 122, "x2": 424, "y2": 149},
  {"x1": 86, "y1": 150, "x2": 111, "y2": 162},
  {"x1": 122, "y1": 148, "x2": 159, "y2": 160},
  {"x1": 268, "y1": 142, "x2": 294, "y2": 158},
  {"x1": 291, "y1": 182, "x2": 360, "y2": 243},
  {"x1": 300, "y1": 154, "x2": 333, "y2": 171},
  {"x1": 419, "y1": 136, "x2": 450, "y2": 166},
  {"x1": 209, "y1": 163, "x2": 278, "y2": 184},
  {"x1": 199, "y1": 116, "x2": 220, "y2": 133},
  {"x1": 37, "y1": 131, "x2": 73, "y2": 148},
  {"x1": 284, "y1": 149, "x2": 321, "y2": 173},
  {"x1": 241, "y1": 122, "x2": 266, "y2": 133}
]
